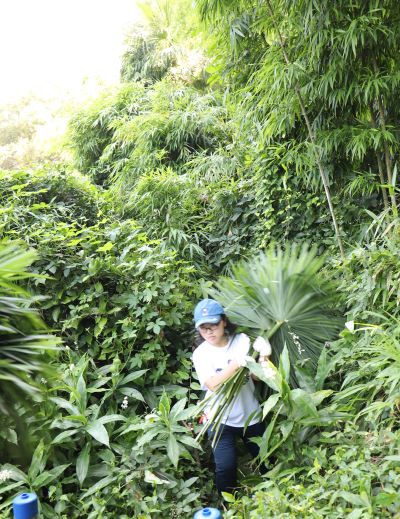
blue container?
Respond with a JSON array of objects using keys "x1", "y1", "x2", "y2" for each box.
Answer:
[
  {"x1": 194, "y1": 507, "x2": 221, "y2": 519},
  {"x1": 13, "y1": 493, "x2": 38, "y2": 519}
]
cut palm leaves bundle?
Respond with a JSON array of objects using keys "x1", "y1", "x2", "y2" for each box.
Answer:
[{"x1": 196, "y1": 244, "x2": 343, "y2": 445}]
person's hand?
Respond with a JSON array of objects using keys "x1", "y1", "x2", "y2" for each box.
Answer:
[
  {"x1": 232, "y1": 351, "x2": 252, "y2": 368},
  {"x1": 253, "y1": 336, "x2": 272, "y2": 357}
]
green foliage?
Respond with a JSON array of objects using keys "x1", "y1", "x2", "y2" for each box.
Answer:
[
  {"x1": 0, "y1": 441, "x2": 69, "y2": 515},
  {"x1": 0, "y1": 352, "x2": 206, "y2": 518},
  {"x1": 129, "y1": 168, "x2": 206, "y2": 261},
  {"x1": 67, "y1": 83, "x2": 148, "y2": 185},
  {"x1": 246, "y1": 346, "x2": 348, "y2": 462},
  {"x1": 2, "y1": 2, "x2": 400, "y2": 515},
  {"x1": 0, "y1": 168, "x2": 199, "y2": 375},
  {"x1": 0, "y1": 242, "x2": 59, "y2": 416},
  {"x1": 0, "y1": 101, "x2": 36, "y2": 146},
  {"x1": 331, "y1": 315, "x2": 400, "y2": 425},
  {"x1": 197, "y1": 0, "x2": 400, "y2": 230},
  {"x1": 107, "y1": 82, "x2": 231, "y2": 191},
  {"x1": 0, "y1": 166, "x2": 103, "y2": 228},
  {"x1": 0, "y1": 95, "x2": 69, "y2": 170},
  {"x1": 340, "y1": 218, "x2": 400, "y2": 318},
  {"x1": 223, "y1": 427, "x2": 400, "y2": 518},
  {"x1": 121, "y1": 0, "x2": 208, "y2": 86},
  {"x1": 0, "y1": 167, "x2": 209, "y2": 517},
  {"x1": 121, "y1": 392, "x2": 200, "y2": 468}
]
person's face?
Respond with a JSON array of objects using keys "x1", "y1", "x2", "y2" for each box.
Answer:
[{"x1": 198, "y1": 319, "x2": 226, "y2": 346}]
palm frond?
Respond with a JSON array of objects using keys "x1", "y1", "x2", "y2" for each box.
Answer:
[
  {"x1": 0, "y1": 242, "x2": 60, "y2": 415},
  {"x1": 212, "y1": 243, "x2": 342, "y2": 369}
]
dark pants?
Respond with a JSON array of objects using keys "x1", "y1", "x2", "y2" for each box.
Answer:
[{"x1": 208, "y1": 422, "x2": 265, "y2": 494}]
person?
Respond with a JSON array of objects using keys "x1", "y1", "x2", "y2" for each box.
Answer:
[{"x1": 192, "y1": 298, "x2": 271, "y2": 494}]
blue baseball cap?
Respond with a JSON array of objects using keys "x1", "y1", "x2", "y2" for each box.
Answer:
[{"x1": 194, "y1": 298, "x2": 225, "y2": 328}]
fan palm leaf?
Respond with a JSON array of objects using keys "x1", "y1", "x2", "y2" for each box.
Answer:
[
  {"x1": 196, "y1": 243, "x2": 343, "y2": 443},
  {"x1": 212, "y1": 243, "x2": 342, "y2": 368}
]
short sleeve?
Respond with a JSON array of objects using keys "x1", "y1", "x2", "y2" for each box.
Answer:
[
  {"x1": 232, "y1": 333, "x2": 251, "y2": 356},
  {"x1": 192, "y1": 347, "x2": 213, "y2": 390}
]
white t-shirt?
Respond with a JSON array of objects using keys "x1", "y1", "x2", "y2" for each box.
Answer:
[{"x1": 192, "y1": 333, "x2": 261, "y2": 427}]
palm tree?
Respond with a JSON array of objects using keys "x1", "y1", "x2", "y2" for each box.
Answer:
[
  {"x1": 197, "y1": 243, "x2": 343, "y2": 442},
  {"x1": 0, "y1": 242, "x2": 59, "y2": 415}
]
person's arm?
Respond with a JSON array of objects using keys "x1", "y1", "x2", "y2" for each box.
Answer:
[{"x1": 204, "y1": 359, "x2": 241, "y2": 392}]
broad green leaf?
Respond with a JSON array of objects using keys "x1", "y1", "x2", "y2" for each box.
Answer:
[
  {"x1": 85, "y1": 420, "x2": 109, "y2": 446},
  {"x1": 80, "y1": 475, "x2": 117, "y2": 499},
  {"x1": 280, "y1": 421, "x2": 294, "y2": 441},
  {"x1": 119, "y1": 369, "x2": 148, "y2": 385},
  {"x1": 97, "y1": 414, "x2": 126, "y2": 425},
  {"x1": 182, "y1": 476, "x2": 199, "y2": 488},
  {"x1": 94, "y1": 317, "x2": 107, "y2": 338},
  {"x1": 167, "y1": 434, "x2": 180, "y2": 467},
  {"x1": 280, "y1": 345, "x2": 290, "y2": 383},
  {"x1": 28, "y1": 440, "x2": 46, "y2": 481},
  {"x1": 338, "y1": 490, "x2": 370, "y2": 507},
  {"x1": 51, "y1": 397, "x2": 80, "y2": 416},
  {"x1": 246, "y1": 358, "x2": 280, "y2": 391},
  {"x1": 76, "y1": 375, "x2": 87, "y2": 411},
  {"x1": 170, "y1": 397, "x2": 187, "y2": 419},
  {"x1": 76, "y1": 443, "x2": 91, "y2": 486},
  {"x1": 159, "y1": 392, "x2": 171, "y2": 420},
  {"x1": 118, "y1": 422, "x2": 145, "y2": 435},
  {"x1": 221, "y1": 492, "x2": 235, "y2": 503},
  {"x1": 374, "y1": 492, "x2": 397, "y2": 506},
  {"x1": 310, "y1": 390, "x2": 333, "y2": 407},
  {"x1": 178, "y1": 435, "x2": 202, "y2": 450},
  {"x1": 51, "y1": 429, "x2": 79, "y2": 445},
  {"x1": 33, "y1": 464, "x2": 70, "y2": 488},
  {"x1": 262, "y1": 393, "x2": 280, "y2": 419},
  {"x1": 290, "y1": 388, "x2": 319, "y2": 420},
  {"x1": 4, "y1": 428, "x2": 18, "y2": 445},
  {"x1": 174, "y1": 406, "x2": 197, "y2": 422},
  {"x1": 0, "y1": 481, "x2": 25, "y2": 499},
  {"x1": 346, "y1": 510, "x2": 364, "y2": 519},
  {"x1": 136, "y1": 428, "x2": 160, "y2": 448},
  {"x1": 384, "y1": 455, "x2": 400, "y2": 462},
  {"x1": 118, "y1": 387, "x2": 145, "y2": 401},
  {"x1": 315, "y1": 347, "x2": 335, "y2": 390},
  {"x1": 62, "y1": 414, "x2": 87, "y2": 424}
]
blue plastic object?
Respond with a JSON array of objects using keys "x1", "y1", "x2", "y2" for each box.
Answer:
[
  {"x1": 13, "y1": 493, "x2": 38, "y2": 519},
  {"x1": 193, "y1": 507, "x2": 222, "y2": 519}
]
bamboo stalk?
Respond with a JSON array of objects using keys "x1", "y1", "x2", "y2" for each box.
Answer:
[
  {"x1": 265, "y1": 0, "x2": 345, "y2": 260},
  {"x1": 372, "y1": 57, "x2": 397, "y2": 211},
  {"x1": 370, "y1": 104, "x2": 390, "y2": 211}
]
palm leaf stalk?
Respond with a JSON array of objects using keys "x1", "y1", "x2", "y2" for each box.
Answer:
[{"x1": 195, "y1": 244, "x2": 343, "y2": 446}]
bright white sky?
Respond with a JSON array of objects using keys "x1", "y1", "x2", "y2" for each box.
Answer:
[{"x1": 0, "y1": 0, "x2": 142, "y2": 102}]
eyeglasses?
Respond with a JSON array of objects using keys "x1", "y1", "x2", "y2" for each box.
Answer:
[{"x1": 199, "y1": 323, "x2": 221, "y2": 333}]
